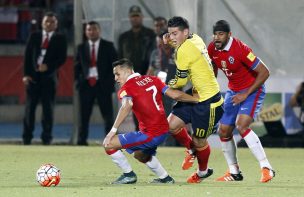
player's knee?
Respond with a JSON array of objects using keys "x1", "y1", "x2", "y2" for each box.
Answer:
[
  {"x1": 169, "y1": 127, "x2": 181, "y2": 135},
  {"x1": 236, "y1": 124, "x2": 249, "y2": 134},
  {"x1": 218, "y1": 129, "x2": 232, "y2": 138},
  {"x1": 192, "y1": 137, "x2": 207, "y2": 149},
  {"x1": 167, "y1": 114, "x2": 184, "y2": 134},
  {"x1": 218, "y1": 125, "x2": 234, "y2": 138}
]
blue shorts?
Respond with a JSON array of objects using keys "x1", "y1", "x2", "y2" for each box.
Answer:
[
  {"x1": 118, "y1": 131, "x2": 169, "y2": 155},
  {"x1": 172, "y1": 92, "x2": 224, "y2": 138},
  {"x1": 220, "y1": 85, "x2": 266, "y2": 126}
]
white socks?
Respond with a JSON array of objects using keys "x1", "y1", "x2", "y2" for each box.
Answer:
[
  {"x1": 109, "y1": 151, "x2": 169, "y2": 179},
  {"x1": 109, "y1": 150, "x2": 132, "y2": 173},
  {"x1": 197, "y1": 169, "x2": 209, "y2": 177},
  {"x1": 243, "y1": 130, "x2": 272, "y2": 170},
  {"x1": 220, "y1": 137, "x2": 240, "y2": 174},
  {"x1": 145, "y1": 156, "x2": 168, "y2": 179}
]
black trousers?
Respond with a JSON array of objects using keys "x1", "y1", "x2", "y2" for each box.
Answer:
[
  {"x1": 77, "y1": 82, "x2": 114, "y2": 143},
  {"x1": 22, "y1": 78, "x2": 56, "y2": 143}
]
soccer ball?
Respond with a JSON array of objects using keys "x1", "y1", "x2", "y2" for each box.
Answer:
[{"x1": 36, "y1": 164, "x2": 61, "y2": 187}]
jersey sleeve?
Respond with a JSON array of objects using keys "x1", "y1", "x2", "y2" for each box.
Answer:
[
  {"x1": 117, "y1": 87, "x2": 130, "y2": 100},
  {"x1": 169, "y1": 47, "x2": 189, "y2": 89},
  {"x1": 239, "y1": 42, "x2": 261, "y2": 70},
  {"x1": 152, "y1": 76, "x2": 169, "y2": 94}
]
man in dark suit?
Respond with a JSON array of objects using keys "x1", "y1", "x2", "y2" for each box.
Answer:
[
  {"x1": 75, "y1": 21, "x2": 118, "y2": 145},
  {"x1": 22, "y1": 12, "x2": 67, "y2": 145}
]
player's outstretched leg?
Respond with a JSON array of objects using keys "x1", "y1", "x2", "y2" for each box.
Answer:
[
  {"x1": 217, "y1": 134, "x2": 244, "y2": 181},
  {"x1": 216, "y1": 170, "x2": 243, "y2": 181},
  {"x1": 151, "y1": 175, "x2": 175, "y2": 184},
  {"x1": 187, "y1": 168, "x2": 213, "y2": 183},
  {"x1": 105, "y1": 149, "x2": 137, "y2": 184},
  {"x1": 171, "y1": 127, "x2": 196, "y2": 170},
  {"x1": 260, "y1": 167, "x2": 275, "y2": 183},
  {"x1": 187, "y1": 144, "x2": 213, "y2": 183},
  {"x1": 182, "y1": 149, "x2": 196, "y2": 170},
  {"x1": 111, "y1": 171, "x2": 137, "y2": 184},
  {"x1": 145, "y1": 156, "x2": 175, "y2": 184},
  {"x1": 241, "y1": 129, "x2": 275, "y2": 183}
]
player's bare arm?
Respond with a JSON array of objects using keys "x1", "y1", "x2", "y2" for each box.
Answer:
[
  {"x1": 103, "y1": 97, "x2": 133, "y2": 147},
  {"x1": 232, "y1": 62, "x2": 269, "y2": 105},
  {"x1": 165, "y1": 88, "x2": 199, "y2": 103}
]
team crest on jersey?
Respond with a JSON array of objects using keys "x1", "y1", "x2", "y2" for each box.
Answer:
[
  {"x1": 247, "y1": 52, "x2": 256, "y2": 62},
  {"x1": 228, "y1": 56, "x2": 234, "y2": 64}
]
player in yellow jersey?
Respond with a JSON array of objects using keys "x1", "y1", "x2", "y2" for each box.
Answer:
[{"x1": 164, "y1": 16, "x2": 224, "y2": 183}]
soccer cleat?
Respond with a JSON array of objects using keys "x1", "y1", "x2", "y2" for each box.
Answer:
[
  {"x1": 150, "y1": 175, "x2": 175, "y2": 184},
  {"x1": 111, "y1": 171, "x2": 137, "y2": 184},
  {"x1": 182, "y1": 150, "x2": 196, "y2": 170},
  {"x1": 187, "y1": 168, "x2": 213, "y2": 183},
  {"x1": 260, "y1": 167, "x2": 275, "y2": 183},
  {"x1": 216, "y1": 171, "x2": 243, "y2": 181}
]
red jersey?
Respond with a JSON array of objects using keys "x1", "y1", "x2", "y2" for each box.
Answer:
[
  {"x1": 208, "y1": 37, "x2": 261, "y2": 91},
  {"x1": 118, "y1": 73, "x2": 169, "y2": 136}
]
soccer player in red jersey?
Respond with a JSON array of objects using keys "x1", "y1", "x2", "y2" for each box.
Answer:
[
  {"x1": 208, "y1": 20, "x2": 275, "y2": 183},
  {"x1": 103, "y1": 58, "x2": 199, "y2": 184}
]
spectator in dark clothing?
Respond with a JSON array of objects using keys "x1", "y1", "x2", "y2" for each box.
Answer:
[
  {"x1": 118, "y1": 5, "x2": 155, "y2": 75},
  {"x1": 147, "y1": 16, "x2": 176, "y2": 116},
  {"x1": 75, "y1": 21, "x2": 117, "y2": 145},
  {"x1": 22, "y1": 12, "x2": 67, "y2": 145}
]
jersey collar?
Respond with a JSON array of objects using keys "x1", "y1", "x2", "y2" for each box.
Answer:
[
  {"x1": 126, "y1": 72, "x2": 141, "y2": 82},
  {"x1": 43, "y1": 30, "x2": 54, "y2": 38},
  {"x1": 222, "y1": 37, "x2": 233, "y2": 51}
]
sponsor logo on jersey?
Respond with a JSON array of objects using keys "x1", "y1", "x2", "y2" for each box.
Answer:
[
  {"x1": 119, "y1": 90, "x2": 127, "y2": 98},
  {"x1": 221, "y1": 61, "x2": 233, "y2": 77},
  {"x1": 221, "y1": 61, "x2": 227, "y2": 69},
  {"x1": 247, "y1": 52, "x2": 256, "y2": 62}
]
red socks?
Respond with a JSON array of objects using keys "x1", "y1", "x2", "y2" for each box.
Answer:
[
  {"x1": 172, "y1": 127, "x2": 192, "y2": 149},
  {"x1": 196, "y1": 144, "x2": 211, "y2": 171},
  {"x1": 105, "y1": 149, "x2": 118, "y2": 155}
]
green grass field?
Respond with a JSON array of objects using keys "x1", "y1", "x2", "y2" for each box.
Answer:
[{"x1": 0, "y1": 145, "x2": 303, "y2": 197}]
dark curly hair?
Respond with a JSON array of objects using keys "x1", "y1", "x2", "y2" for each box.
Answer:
[{"x1": 168, "y1": 16, "x2": 189, "y2": 30}]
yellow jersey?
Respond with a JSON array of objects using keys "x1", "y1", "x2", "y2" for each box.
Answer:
[{"x1": 170, "y1": 34, "x2": 220, "y2": 102}]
